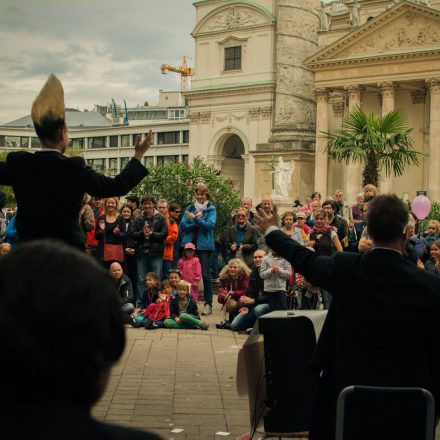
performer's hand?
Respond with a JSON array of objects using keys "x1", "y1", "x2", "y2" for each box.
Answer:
[
  {"x1": 254, "y1": 204, "x2": 280, "y2": 234},
  {"x1": 134, "y1": 129, "x2": 153, "y2": 160}
]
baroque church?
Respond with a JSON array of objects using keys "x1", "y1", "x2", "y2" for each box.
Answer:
[{"x1": 185, "y1": 0, "x2": 440, "y2": 205}]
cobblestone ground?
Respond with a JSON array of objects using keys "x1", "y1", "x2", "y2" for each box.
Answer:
[
  {"x1": 92, "y1": 298, "x2": 251, "y2": 440},
  {"x1": 93, "y1": 297, "x2": 440, "y2": 440}
]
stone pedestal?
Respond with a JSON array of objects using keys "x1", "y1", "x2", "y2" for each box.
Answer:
[{"x1": 272, "y1": 196, "x2": 295, "y2": 215}]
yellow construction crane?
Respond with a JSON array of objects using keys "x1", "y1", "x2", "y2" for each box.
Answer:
[{"x1": 161, "y1": 56, "x2": 195, "y2": 90}]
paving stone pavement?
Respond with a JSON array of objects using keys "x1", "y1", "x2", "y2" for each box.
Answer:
[
  {"x1": 92, "y1": 297, "x2": 252, "y2": 440},
  {"x1": 93, "y1": 296, "x2": 440, "y2": 440}
]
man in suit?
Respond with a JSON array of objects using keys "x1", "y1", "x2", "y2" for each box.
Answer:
[
  {"x1": 0, "y1": 240, "x2": 161, "y2": 439},
  {"x1": 0, "y1": 74, "x2": 152, "y2": 249},
  {"x1": 255, "y1": 195, "x2": 440, "y2": 439}
]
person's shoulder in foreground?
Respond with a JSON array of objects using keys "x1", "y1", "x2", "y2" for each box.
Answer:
[{"x1": 0, "y1": 240, "x2": 162, "y2": 439}]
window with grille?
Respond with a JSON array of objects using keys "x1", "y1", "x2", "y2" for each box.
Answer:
[
  {"x1": 108, "y1": 158, "x2": 118, "y2": 176},
  {"x1": 157, "y1": 131, "x2": 179, "y2": 145},
  {"x1": 224, "y1": 46, "x2": 242, "y2": 71},
  {"x1": 89, "y1": 137, "x2": 106, "y2": 149},
  {"x1": 120, "y1": 157, "x2": 130, "y2": 169}
]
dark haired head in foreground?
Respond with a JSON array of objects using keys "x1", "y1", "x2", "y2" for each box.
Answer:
[{"x1": 0, "y1": 240, "x2": 161, "y2": 439}]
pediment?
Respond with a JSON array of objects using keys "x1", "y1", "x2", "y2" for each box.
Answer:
[
  {"x1": 306, "y1": 1, "x2": 440, "y2": 67},
  {"x1": 193, "y1": 3, "x2": 275, "y2": 36}
]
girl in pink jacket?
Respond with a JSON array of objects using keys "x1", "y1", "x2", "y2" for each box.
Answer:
[{"x1": 177, "y1": 242, "x2": 202, "y2": 303}]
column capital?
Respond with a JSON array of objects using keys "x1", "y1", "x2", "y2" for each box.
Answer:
[
  {"x1": 378, "y1": 81, "x2": 396, "y2": 98},
  {"x1": 426, "y1": 78, "x2": 440, "y2": 93},
  {"x1": 345, "y1": 84, "x2": 361, "y2": 100},
  {"x1": 315, "y1": 88, "x2": 329, "y2": 103}
]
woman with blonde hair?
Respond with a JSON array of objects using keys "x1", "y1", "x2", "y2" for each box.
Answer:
[
  {"x1": 94, "y1": 197, "x2": 126, "y2": 267},
  {"x1": 363, "y1": 184, "x2": 378, "y2": 202},
  {"x1": 217, "y1": 258, "x2": 251, "y2": 327}
]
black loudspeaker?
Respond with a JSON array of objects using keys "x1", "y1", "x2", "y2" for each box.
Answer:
[{"x1": 258, "y1": 310, "x2": 325, "y2": 434}]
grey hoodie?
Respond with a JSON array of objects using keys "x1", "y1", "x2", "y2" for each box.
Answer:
[{"x1": 259, "y1": 252, "x2": 291, "y2": 292}]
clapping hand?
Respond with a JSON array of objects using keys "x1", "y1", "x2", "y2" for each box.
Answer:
[
  {"x1": 98, "y1": 219, "x2": 105, "y2": 231},
  {"x1": 113, "y1": 225, "x2": 120, "y2": 235},
  {"x1": 254, "y1": 204, "x2": 280, "y2": 234}
]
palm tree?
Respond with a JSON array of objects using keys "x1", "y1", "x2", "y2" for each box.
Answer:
[{"x1": 325, "y1": 106, "x2": 422, "y2": 187}]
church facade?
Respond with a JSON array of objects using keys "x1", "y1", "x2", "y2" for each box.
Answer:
[{"x1": 186, "y1": 0, "x2": 440, "y2": 204}]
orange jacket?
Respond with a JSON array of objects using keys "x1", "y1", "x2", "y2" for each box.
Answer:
[{"x1": 163, "y1": 212, "x2": 178, "y2": 261}]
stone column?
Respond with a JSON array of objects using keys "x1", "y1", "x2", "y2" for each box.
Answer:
[
  {"x1": 345, "y1": 85, "x2": 362, "y2": 204},
  {"x1": 270, "y1": 0, "x2": 320, "y2": 147},
  {"x1": 315, "y1": 88, "x2": 329, "y2": 199},
  {"x1": 427, "y1": 79, "x2": 440, "y2": 201},
  {"x1": 378, "y1": 82, "x2": 395, "y2": 194},
  {"x1": 241, "y1": 153, "x2": 252, "y2": 199}
]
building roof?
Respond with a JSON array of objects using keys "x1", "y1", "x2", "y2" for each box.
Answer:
[{"x1": 3, "y1": 110, "x2": 112, "y2": 129}]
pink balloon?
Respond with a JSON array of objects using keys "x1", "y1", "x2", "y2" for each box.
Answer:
[{"x1": 412, "y1": 195, "x2": 431, "y2": 220}]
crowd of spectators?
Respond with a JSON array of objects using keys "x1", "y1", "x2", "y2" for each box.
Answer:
[{"x1": 2, "y1": 183, "x2": 440, "y2": 333}]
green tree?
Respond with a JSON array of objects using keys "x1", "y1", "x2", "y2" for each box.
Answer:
[
  {"x1": 325, "y1": 106, "x2": 422, "y2": 187},
  {"x1": 0, "y1": 151, "x2": 16, "y2": 208},
  {"x1": 133, "y1": 157, "x2": 240, "y2": 237}
]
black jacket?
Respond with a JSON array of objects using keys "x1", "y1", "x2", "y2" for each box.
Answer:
[
  {"x1": 0, "y1": 151, "x2": 147, "y2": 249},
  {"x1": 329, "y1": 214, "x2": 348, "y2": 242},
  {"x1": 224, "y1": 222, "x2": 259, "y2": 267},
  {"x1": 131, "y1": 211, "x2": 167, "y2": 257},
  {"x1": 169, "y1": 296, "x2": 200, "y2": 319},
  {"x1": 266, "y1": 229, "x2": 440, "y2": 440},
  {"x1": 139, "y1": 287, "x2": 159, "y2": 309},
  {"x1": 247, "y1": 266, "x2": 267, "y2": 305},
  {"x1": 115, "y1": 274, "x2": 134, "y2": 305}
]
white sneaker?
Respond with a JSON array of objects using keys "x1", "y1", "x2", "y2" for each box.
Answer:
[{"x1": 202, "y1": 304, "x2": 212, "y2": 315}]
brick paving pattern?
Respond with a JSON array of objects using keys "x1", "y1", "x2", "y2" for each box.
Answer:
[
  {"x1": 93, "y1": 299, "x2": 251, "y2": 440},
  {"x1": 93, "y1": 299, "x2": 440, "y2": 440}
]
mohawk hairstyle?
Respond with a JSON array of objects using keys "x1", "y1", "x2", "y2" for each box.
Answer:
[{"x1": 31, "y1": 74, "x2": 65, "y2": 142}]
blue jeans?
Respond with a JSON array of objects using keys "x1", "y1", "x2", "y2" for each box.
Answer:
[
  {"x1": 198, "y1": 250, "x2": 213, "y2": 306},
  {"x1": 136, "y1": 255, "x2": 162, "y2": 306},
  {"x1": 321, "y1": 289, "x2": 332, "y2": 310},
  {"x1": 162, "y1": 260, "x2": 172, "y2": 280},
  {"x1": 266, "y1": 290, "x2": 288, "y2": 311},
  {"x1": 231, "y1": 304, "x2": 270, "y2": 332}
]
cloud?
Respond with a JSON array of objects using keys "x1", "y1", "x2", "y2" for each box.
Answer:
[{"x1": 0, "y1": 0, "x2": 195, "y2": 123}]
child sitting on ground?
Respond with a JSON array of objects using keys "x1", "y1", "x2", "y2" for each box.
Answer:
[
  {"x1": 130, "y1": 279, "x2": 172, "y2": 328},
  {"x1": 259, "y1": 248, "x2": 291, "y2": 311},
  {"x1": 168, "y1": 268, "x2": 182, "y2": 298},
  {"x1": 177, "y1": 242, "x2": 202, "y2": 303},
  {"x1": 164, "y1": 281, "x2": 209, "y2": 330},
  {"x1": 138, "y1": 272, "x2": 159, "y2": 309}
]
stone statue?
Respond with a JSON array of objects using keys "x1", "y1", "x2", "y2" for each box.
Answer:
[
  {"x1": 320, "y1": 1, "x2": 331, "y2": 31},
  {"x1": 350, "y1": 0, "x2": 361, "y2": 27},
  {"x1": 271, "y1": 157, "x2": 295, "y2": 198}
]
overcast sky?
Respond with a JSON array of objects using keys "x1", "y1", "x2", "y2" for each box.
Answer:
[{"x1": 0, "y1": 0, "x2": 195, "y2": 124}]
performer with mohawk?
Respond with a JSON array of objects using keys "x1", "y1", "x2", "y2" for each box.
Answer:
[{"x1": 0, "y1": 74, "x2": 152, "y2": 249}]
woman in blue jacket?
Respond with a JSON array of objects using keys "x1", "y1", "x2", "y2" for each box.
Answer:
[{"x1": 179, "y1": 184, "x2": 217, "y2": 315}]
